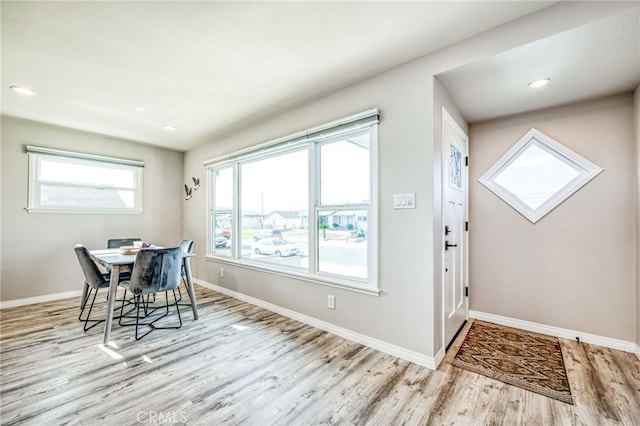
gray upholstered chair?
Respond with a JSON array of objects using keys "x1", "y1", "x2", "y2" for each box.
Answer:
[
  {"x1": 106, "y1": 238, "x2": 142, "y2": 280},
  {"x1": 75, "y1": 244, "x2": 126, "y2": 331},
  {"x1": 107, "y1": 237, "x2": 143, "y2": 249},
  {"x1": 118, "y1": 247, "x2": 183, "y2": 340},
  {"x1": 178, "y1": 239, "x2": 195, "y2": 258},
  {"x1": 176, "y1": 239, "x2": 195, "y2": 305}
]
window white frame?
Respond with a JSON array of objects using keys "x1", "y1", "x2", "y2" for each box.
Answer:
[
  {"x1": 479, "y1": 128, "x2": 602, "y2": 223},
  {"x1": 26, "y1": 145, "x2": 144, "y2": 214},
  {"x1": 206, "y1": 109, "x2": 379, "y2": 294},
  {"x1": 313, "y1": 132, "x2": 373, "y2": 282}
]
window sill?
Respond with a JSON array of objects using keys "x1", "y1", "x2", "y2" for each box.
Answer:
[
  {"x1": 25, "y1": 207, "x2": 144, "y2": 214},
  {"x1": 205, "y1": 255, "x2": 380, "y2": 296}
]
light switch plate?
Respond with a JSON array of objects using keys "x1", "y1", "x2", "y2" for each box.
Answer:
[{"x1": 393, "y1": 193, "x2": 415, "y2": 209}]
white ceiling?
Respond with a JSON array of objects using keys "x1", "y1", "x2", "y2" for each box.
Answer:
[
  {"x1": 437, "y1": 5, "x2": 640, "y2": 123},
  {"x1": 2, "y1": 2, "x2": 637, "y2": 152}
]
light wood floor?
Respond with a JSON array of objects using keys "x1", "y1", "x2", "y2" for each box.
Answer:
[{"x1": 1, "y1": 286, "x2": 639, "y2": 425}]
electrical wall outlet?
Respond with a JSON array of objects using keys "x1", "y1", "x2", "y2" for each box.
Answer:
[
  {"x1": 327, "y1": 295, "x2": 335, "y2": 310},
  {"x1": 219, "y1": 268, "x2": 225, "y2": 278}
]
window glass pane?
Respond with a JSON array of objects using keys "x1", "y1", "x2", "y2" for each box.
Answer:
[
  {"x1": 240, "y1": 150, "x2": 308, "y2": 267},
  {"x1": 493, "y1": 143, "x2": 580, "y2": 210},
  {"x1": 212, "y1": 212, "x2": 232, "y2": 256},
  {"x1": 214, "y1": 167, "x2": 233, "y2": 211},
  {"x1": 29, "y1": 153, "x2": 142, "y2": 213},
  {"x1": 449, "y1": 144, "x2": 462, "y2": 189},
  {"x1": 320, "y1": 135, "x2": 369, "y2": 205},
  {"x1": 40, "y1": 159, "x2": 136, "y2": 188},
  {"x1": 318, "y1": 209, "x2": 368, "y2": 279},
  {"x1": 212, "y1": 167, "x2": 233, "y2": 256},
  {"x1": 40, "y1": 184, "x2": 134, "y2": 208}
]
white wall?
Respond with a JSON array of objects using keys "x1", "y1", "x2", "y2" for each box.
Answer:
[
  {"x1": 185, "y1": 58, "x2": 439, "y2": 357},
  {"x1": 635, "y1": 86, "x2": 640, "y2": 348},
  {"x1": 182, "y1": 1, "x2": 636, "y2": 361},
  {"x1": 0, "y1": 116, "x2": 184, "y2": 301},
  {"x1": 469, "y1": 94, "x2": 636, "y2": 341}
]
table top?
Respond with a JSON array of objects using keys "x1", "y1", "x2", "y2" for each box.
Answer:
[
  {"x1": 90, "y1": 249, "x2": 137, "y2": 267},
  {"x1": 90, "y1": 248, "x2": 194, "y2": 267}
]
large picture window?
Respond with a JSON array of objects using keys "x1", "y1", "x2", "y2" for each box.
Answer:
[
  {"x1": 207, "y1": 109, "x2": 379, "y2": 293},
  {"x1": 27, "y1": 146, "x2": 144, "y2": 214}
]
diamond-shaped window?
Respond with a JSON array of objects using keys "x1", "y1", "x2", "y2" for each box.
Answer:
[{"x1": 479, "y1": 128, "x2": 602, "y2": 223}]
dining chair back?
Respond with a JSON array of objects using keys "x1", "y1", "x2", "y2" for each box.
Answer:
[
  {"x1": 107, "y1": 238, "x2": 143, "y2": 249},
  {"x1": 127, "y1": 247, "x2": 182, "y2": 295},
  {"x1": 118, "y1": 246, "x2": 183, "y2": 340},
  {"x1": 178, "y1": 239, "x2": 195, "y2": 254},
  {"x1": 74, "y1": 244, "x2": 111, "y2": 331},
  {"x1": 175, "y1": 239, "x2": 195, "y2": 306},
  {"x1": 75, "y1": 244, "x2": 109, "y2": 290}
]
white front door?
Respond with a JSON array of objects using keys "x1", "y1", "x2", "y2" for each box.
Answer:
[{"x1": 442, "y1": 108, "x2": 469, "y2": 349}]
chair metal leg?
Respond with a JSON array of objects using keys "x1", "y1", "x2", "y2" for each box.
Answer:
[
  {"x1": 120, "y1": 290, "x2": 184, "y2": 340},
  {"x1": 119, "y1": 290, "x2": 152, "y2": 324},
  {"x1": 79, "y1": 287, "x2": 105, "y2": 332},
  {"x1": 175, "y1": 284, "x2": 183, "y2": 303},
  {"x1": 172, "y1": 289, "x2": 182, "y2": 328},
  {"x1": 116, "y1": 290, "x2": 182, "y2": 340},
  {"x1": 134, "y1": 295, "x2": 154, "y2": 340}
]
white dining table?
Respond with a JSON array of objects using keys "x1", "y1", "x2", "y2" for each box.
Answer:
[{"x1": 90, "y1": 248, "x2": 198, "y2": 346}]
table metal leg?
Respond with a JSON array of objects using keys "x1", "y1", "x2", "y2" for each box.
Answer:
[
  {"x1": 103, "y1": 265, "x2": 120, "y2": 346},
  {"x1": 183, "y1": 257, "x2": 198, "y2": 320}
]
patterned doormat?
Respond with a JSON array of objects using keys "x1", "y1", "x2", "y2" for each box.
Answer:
[{"x1": 452, "y1": 320, "x2": 573, "y2": 404}]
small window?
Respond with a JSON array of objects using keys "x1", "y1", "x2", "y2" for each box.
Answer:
[
  {"x1": 449, "y1": 144, "x2": 462, "y2": 190},
  {"x1": 479, "y1": 128, "x2": 602, "y2": 223},
  {"x1": 27, "y1": 146, "x2": 144, "y2": 214}
]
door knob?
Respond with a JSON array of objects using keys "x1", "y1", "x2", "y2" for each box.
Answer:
[{"x1": 445, "y1": 241, "x2": 458, "y2": 250}]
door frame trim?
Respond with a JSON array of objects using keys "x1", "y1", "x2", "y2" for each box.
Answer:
[{"x1": 440, "y1": 106, "x2": 470, "y2": 352}]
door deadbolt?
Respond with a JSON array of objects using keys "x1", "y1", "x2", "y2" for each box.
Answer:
[{"x1": 445, "y1": 241, "x2": 458, "y2": 250}]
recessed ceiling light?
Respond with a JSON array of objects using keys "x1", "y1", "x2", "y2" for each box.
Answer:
[
  {"x1": 162, "y1": 124, "x2": 177, "y2": 131},
  {"x1": 9, "y1": 85, "x2": 37, "y2": 96},
  {"x1": 528, "y1": 78, "x2": 551, "y2": 88}
]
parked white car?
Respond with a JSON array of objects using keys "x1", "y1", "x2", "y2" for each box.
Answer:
[
  {"x1": 252, "y1": 229, "x2": 282, "y2": 241},
  {"x1": 252, "y1": 238, "x2": 299, "y2": 257}
]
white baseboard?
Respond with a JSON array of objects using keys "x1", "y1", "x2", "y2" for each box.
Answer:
[
  {"x1": 470, "y1": 310, "x2": 638, "y2": 355},
  {"x1": 433, "y1": 346, "x2": 446, "y2": 368},
  {"x1": 0, "y1": 289, "x2": 83, "y2": 309},
  {"x1": 634, "y1": 344, "x2": 640, "y2": 362},
  {"x1": 195, "y1": 279, "x2": 440, "y2": 370}
]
